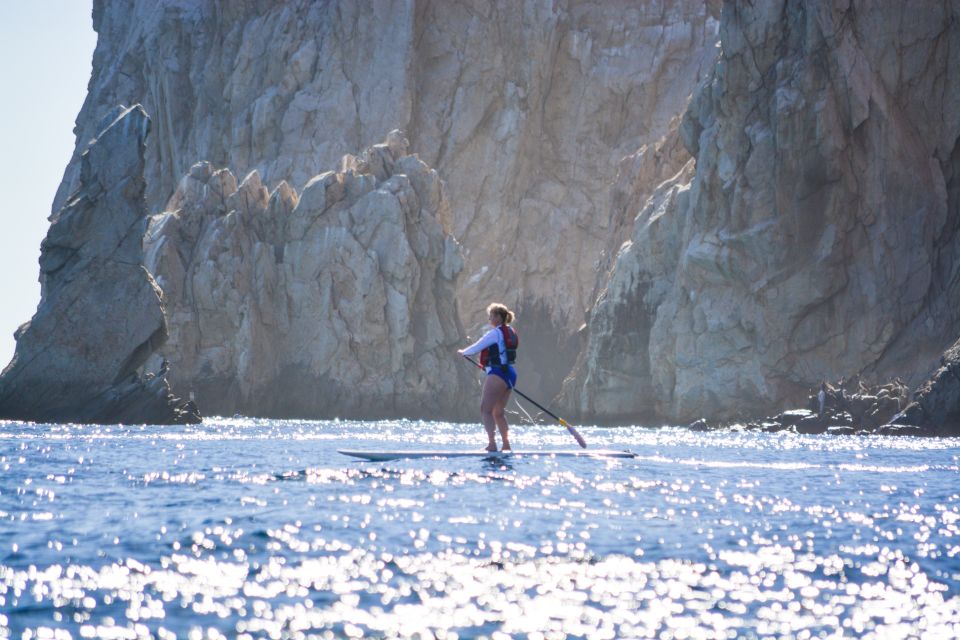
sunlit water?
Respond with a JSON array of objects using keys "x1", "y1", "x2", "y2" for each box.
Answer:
[{"x1": 2, "y1": 418, "x2": 960, "y2": 639}]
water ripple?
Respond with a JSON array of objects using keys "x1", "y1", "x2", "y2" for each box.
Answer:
[{"x1": 2, "y1": 419, "x2": 960, "y2": 637}]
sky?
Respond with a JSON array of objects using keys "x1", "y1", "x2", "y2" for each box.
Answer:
[{"x1": 0, "y1": 2, "x2": 97, "y2": 368}]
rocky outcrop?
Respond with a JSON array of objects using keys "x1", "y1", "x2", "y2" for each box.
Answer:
[
  {"x1": 566, "y1": 1, "x2": 960, "y2": 422},
  {"x1": 56, "y1": 0, "x2": 720, "y2": 404},
  {"x1": 888, "y1": 337, "x2": 960, "y2": 435},
  {"x1": 143, "y1": 131, "x2": 469, "y2": 419},
  {"x1": 757, "y1": 378, "x2": 909, "y2": 435},
  {"x1": 683, "y1": 376, "x2": 934, "y2": 435},
  {"x1": 0, "y1": 105, "x2": 199, "y2": 425}
]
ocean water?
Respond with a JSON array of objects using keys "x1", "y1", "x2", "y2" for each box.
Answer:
[{"x1": 2, "y1": 418, "x2": 960, "y2": 639}]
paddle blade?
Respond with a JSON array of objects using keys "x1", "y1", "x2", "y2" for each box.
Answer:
[{"x1": 560, "y1": 418, "x2": 587, "y2": 448}]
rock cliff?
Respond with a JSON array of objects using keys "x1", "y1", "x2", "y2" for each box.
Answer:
[
  {"x1": 143, "y1": 131, "x2": 470, "y2": 418},
  {"x1": 0, "y1": 105, "x2": 198, "y2": 425},
  {"x1": 41, "y1": 1, "x2": 960, "y2": 425},
  {"x1": 566, "y1": 1, "x2": 960, "y2": 421},
  {"x1": 56, "y1": 0, "x2": 719, "y2": 405}
]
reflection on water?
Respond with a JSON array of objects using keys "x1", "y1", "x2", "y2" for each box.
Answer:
[{"x1": 2, "y1": 418, "x2": 960, "y2": 637}]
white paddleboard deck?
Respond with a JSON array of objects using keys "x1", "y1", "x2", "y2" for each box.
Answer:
[{"x1": 339, "y1": 449, "x2": 635, "y2": 461}]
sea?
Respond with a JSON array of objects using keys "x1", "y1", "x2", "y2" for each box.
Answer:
[{"x1": 2, "y1": 417, "x2": 959, "y2": 639}]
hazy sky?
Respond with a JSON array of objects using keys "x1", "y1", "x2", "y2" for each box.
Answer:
[{"x1": 0, "y1": 2, "x2": 96, "y2": 368}]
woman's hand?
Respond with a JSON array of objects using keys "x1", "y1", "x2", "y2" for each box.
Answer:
[{"x1": 457, "y1": 349, "x2": 465, "y2": 356}]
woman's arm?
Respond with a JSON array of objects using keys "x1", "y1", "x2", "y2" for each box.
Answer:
[{"x1": 459, "y1": 328, "x2": 498, "y2": 356}]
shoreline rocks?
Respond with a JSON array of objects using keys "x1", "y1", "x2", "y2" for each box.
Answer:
[
  {"x1": 885, "y1": 337, "x2": 960, "y2": 436},
  {"x1": 685, "y1": 377, "x2": 937, "y2": 437}
]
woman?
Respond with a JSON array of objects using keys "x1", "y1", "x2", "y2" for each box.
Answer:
[{"x1": 458, "y1": 303, "x2": 519, "y2": 452}]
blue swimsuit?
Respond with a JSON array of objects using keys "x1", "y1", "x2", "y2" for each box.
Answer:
[{"x1": 489, "y1": 364, "x2": 517, "y2": 389}]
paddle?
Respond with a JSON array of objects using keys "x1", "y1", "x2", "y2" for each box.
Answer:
[{"x1": 461, "y1": 355, "x2": 588, "y2": 448}]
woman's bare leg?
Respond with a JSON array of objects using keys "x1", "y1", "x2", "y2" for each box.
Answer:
[
  {"x1": 492, "y1": 388, "x2": 512, "y2": 451},
  {"x1": 480, "y1": 375, "x2": 508, "y2": 451}
]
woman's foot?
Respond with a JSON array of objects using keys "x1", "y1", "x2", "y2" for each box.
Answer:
[{"x1": 485, "y1": 444, "x2": 498, "y2": 452}]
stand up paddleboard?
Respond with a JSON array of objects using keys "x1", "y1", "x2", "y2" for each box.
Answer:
[{"x1": 338, "y1": 449, "x2": 635, "y2": 462}]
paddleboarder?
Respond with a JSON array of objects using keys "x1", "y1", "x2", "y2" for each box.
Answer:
[{"x1": 458, "y1": 303, "x2": 519, "y2": 452}]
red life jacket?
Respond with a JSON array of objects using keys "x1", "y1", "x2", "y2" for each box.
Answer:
[{"x1": 480, "y1": 325, "x2": 519, "y2": 368}]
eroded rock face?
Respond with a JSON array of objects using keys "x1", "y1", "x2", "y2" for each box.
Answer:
[
  {"x1": 57, "y1": 0, "x2": 719, "y2": 403},
  {"x1": 143, "y1": 131, "x2": 470, "y2": 418},
  {"x1": 566, "y1": 1, "x2": 960, "y2": 422},
  {"x1": 0, "y1": 105, "x2": 198, "y2": 425}
]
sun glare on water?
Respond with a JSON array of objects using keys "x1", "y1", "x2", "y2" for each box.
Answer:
[{"x1": 1, "y1": 419, "x2": 959, "y2": 637}]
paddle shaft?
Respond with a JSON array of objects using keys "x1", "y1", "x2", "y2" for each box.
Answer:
[{"x1": 461, "y1": 355, "x2": 587, "y2": 448}]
